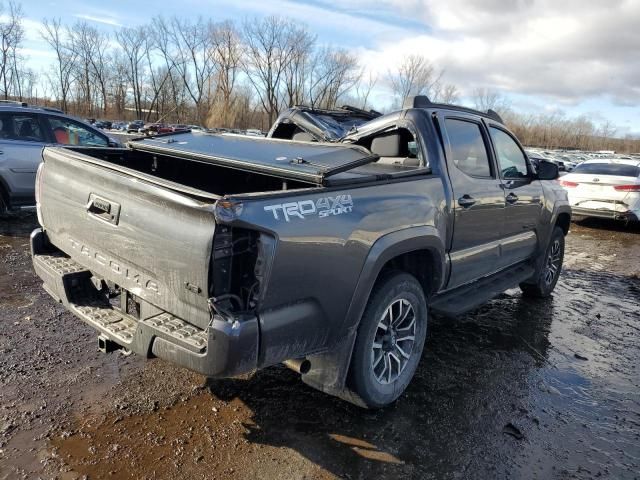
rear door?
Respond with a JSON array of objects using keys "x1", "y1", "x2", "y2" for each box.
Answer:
[
  {"x1": 0, "y1": 111, "x2": 47, "y2": 207},
  {"x1": 43, "y1": 115, "x2": 110, "y2": 147},
  {"x1": 487, "y1": 125, "x2": 543, "y2": 267},
  {"x1": 440, "y1": 115, "x2": 506, "y2": 288}
]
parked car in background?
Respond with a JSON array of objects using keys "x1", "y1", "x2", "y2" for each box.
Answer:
[
  {"x1": 141, "y1": 123, "x2": 173, "y2": 135},
  {"x1": 188, "y1": 125, "x2": 205, "y2": 132},
  {"x1": 559, "y1": 158, "x2": 640, "y2": 222},
  {"x1": 93, "y1": 120, "x2": 112, "y2": 130},
  {"x1": 245, "y1": 129, "x2": 264, "y2": 137},
  {"x1": 0, "y1": 102, "x2": 120, "y2": 214},
  {"x1": 171, "y1": 124, "x2": 189, "y2": 131},
  {"x1": 126, "y1": 120, "x2": 145, "y2": 133}
]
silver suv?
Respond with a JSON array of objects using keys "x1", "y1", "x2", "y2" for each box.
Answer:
[{"x1": 0, "y1": 101, "x2": 120, "y2": 213}]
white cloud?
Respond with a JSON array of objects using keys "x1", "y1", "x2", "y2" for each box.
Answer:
[
  {"x1": 357, "y1": 0, "x2": 640, "y2": 108},
  {"x1": 73, "y1": 13, "x2": 122, "y2": 27}
]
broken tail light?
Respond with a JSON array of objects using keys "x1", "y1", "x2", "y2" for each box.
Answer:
[{"x1": 214, "y1": 199, "x2": 244, "y2": 223}]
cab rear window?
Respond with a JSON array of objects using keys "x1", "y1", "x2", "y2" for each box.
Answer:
[{"x1": 571, "y1": 163, "x2": 640, "y2": 177}]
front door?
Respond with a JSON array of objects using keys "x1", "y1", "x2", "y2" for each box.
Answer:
[
  {"x1": 487, "y1": 125, "x2": 543, "y2": 267},
  {"x1": 441, "y1": 116, "x2": 506, "y2": 289}
]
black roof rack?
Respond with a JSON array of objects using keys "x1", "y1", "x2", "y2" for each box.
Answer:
[
  {"x1": 37, "y1": 105, "x2": 64, "y2": 114},
  {"x1": 403, "y1": 95, "x2": 505, "y2": 124},
  {"x1": 0, "y1": 100, "x2": 64, "y2": 114},
  {"x1": 0, "y1": 99, "x2": 28, "y2": 107}
]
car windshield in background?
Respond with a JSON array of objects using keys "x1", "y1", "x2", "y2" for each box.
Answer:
[{"x1": 571, "y1": 162, "x2": 640, "y2": 177}]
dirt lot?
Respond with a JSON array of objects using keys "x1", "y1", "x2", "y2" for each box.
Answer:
[{"x1": 1, "y1": 213, "x2": 639, "y2": 480}]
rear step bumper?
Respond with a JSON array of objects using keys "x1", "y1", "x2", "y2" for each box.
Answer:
[{"x1": 30, "y1": 228, "x2": 259, "y2": 377}]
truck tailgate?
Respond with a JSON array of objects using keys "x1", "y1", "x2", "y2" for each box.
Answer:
[{"x1": 38, "y1": 147, "x2": 216, "y2": 329}]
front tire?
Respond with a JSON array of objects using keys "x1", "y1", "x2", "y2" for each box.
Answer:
[
  {"x1": 520, "y1": 226, "x2": 565, "y2": 298},
  {"x1": 348, "y1": 272, "x2": 427, "y2": 408}
]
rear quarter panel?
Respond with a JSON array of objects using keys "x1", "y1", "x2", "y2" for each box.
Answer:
[{"x1": 227, "y1": 175, "x2": 449, "y2": 367}]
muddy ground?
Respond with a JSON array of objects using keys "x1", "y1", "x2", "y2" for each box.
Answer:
[{"x1": 0, "y1": 213, "x2": 638, "y2": 480}]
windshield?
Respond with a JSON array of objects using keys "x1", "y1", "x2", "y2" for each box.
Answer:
[{"x1": 571, "y1": 162, "x2": 640, "y2": 177}]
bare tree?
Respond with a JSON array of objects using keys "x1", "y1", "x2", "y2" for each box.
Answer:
[
  {"x1": 387, "y1": 54, "x2": 442, "y2": 108},
  {"x1": 353, "y1": 71, "x2": 378, "y2": 110},
  {"x1": 109, "y1": 52, "x2": 129, "y2": 118},
  {"x1": 210, "y1": 20, "x2": 244, "y2": 126},
  {"x1": 67, "y1": 21, "x2": 111, "y2": 115},
  {"x1": 282, "y1": 26, "x2": 315, "y2": 108},
  {"x1": 472, "y1": 87, "x2": 510, "y2": 113},
  {"x1": 0, "y1": 1, "x2": 24, "y2": 99},
  {"x1": 242, "y1": 16, "x2": 300, "y2": 125},
  {"x1": 432, "y1": 82, "x2": 459, "y2": 104},
  {"x1": 115, "y1": 26, "x2": 149, "y2": 119},
  {"x1": 41, "y1": 18, "x2": 76, "y2": 111},
  {"x1": 153, "y1": 16, "x2": 216, "y2": 125},
  {"x1": 309, "y1": 47, "x2": 361, "y2": 109}
]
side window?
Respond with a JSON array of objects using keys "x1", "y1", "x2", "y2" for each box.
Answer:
[
  {"x1": 48, "y1": 117, "x2": 108, "y2": 147},
  {"x1": 0, "y1": 113, "x2": 45, "y2": 142},
  {"x1": 444, "y1": 119, "x2": 492, "y2": 177},
  {"x1": 365, "y1": 127, "x2": 424, "y2": 168},
  {"x1": 489, "y1": 127, "x2": 528, "y2": 179}
]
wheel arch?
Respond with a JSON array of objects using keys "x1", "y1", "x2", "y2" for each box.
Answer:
[
  {"x1": 555, "y1": 211, "x2": 571, "y2": 235},
  {"x1": 301, "y1": 226, "x2": 446, "y2": 404}
]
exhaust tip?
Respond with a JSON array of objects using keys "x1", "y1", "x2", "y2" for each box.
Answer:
[{"x1": 283, "y1": 358, "x2": 311, "y2": 375}]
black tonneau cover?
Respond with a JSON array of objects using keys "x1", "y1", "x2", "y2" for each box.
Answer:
[{"x1": 128, "y1": 132, "x2": 378, "y2": 185}]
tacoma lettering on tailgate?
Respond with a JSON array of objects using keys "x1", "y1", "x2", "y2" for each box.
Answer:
[{"x1": 68, "y1": 238, "x2": 161, "y2": 295}]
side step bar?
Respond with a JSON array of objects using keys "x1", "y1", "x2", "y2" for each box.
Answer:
[{"x1": 430, "y1": 263, "x2": 535, "y2": 317}]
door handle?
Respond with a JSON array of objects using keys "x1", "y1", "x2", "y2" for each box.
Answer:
[
  {"x1": 458, "y1": 195, "x2": 476, "y2": 208},
  {"x1": 506, "y1": 193, "x2": 519, "y2": 204}
]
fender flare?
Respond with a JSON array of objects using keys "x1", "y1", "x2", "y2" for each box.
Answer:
[
  {"x1": 301, "y1": 225, "x2": 446, "y2": 401},
  {"x1": 343, "y1": 225, "x2": 447, "y2": 333},
  {"x1": 551, "y1": 204, "x2": 572, "y2": 232}
]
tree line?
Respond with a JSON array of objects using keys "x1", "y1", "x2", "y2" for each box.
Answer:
[{"x1": 0, "y1": 0, "x2": 638, "y2": 152}]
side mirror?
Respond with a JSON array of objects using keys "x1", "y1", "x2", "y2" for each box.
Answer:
[{"x1": 536, "y1": 160, "x2": 559, "y2": 180}]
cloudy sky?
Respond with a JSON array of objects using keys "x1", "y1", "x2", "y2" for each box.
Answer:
[{"x1": 15, "y1": 0, "x2": 640, "y2": 135}]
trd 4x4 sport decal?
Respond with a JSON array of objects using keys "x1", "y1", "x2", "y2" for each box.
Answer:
[{"x1": 264, "y1": 194, "x2": 353, "y2": 222}]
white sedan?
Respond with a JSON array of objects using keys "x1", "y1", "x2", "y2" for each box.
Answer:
[{"x1": 559, "y1": 159, "x2": 640, "y2": 222}]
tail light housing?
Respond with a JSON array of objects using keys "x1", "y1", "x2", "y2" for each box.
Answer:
[
  {"x1": 613, "y1": 184, "x2": 640, "y2": 191},
  {"x1": 559, "y1": 180, "x2": 579, "y2": 188}
]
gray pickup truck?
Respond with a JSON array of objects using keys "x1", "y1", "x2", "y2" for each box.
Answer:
[{"x1": 31, "y1": 96, "x2": 570, "y2": 408}]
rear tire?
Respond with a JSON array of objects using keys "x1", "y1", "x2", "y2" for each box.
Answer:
[
  {"x1": 0, "y1": 187, "x2": 9, "y2": 216},
  {"x1": 520, "y1": 226, "x2": 565, "y2": 298},
  {"x1": 348, "y1": 272, "x2": 427, "y2": 408}
]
